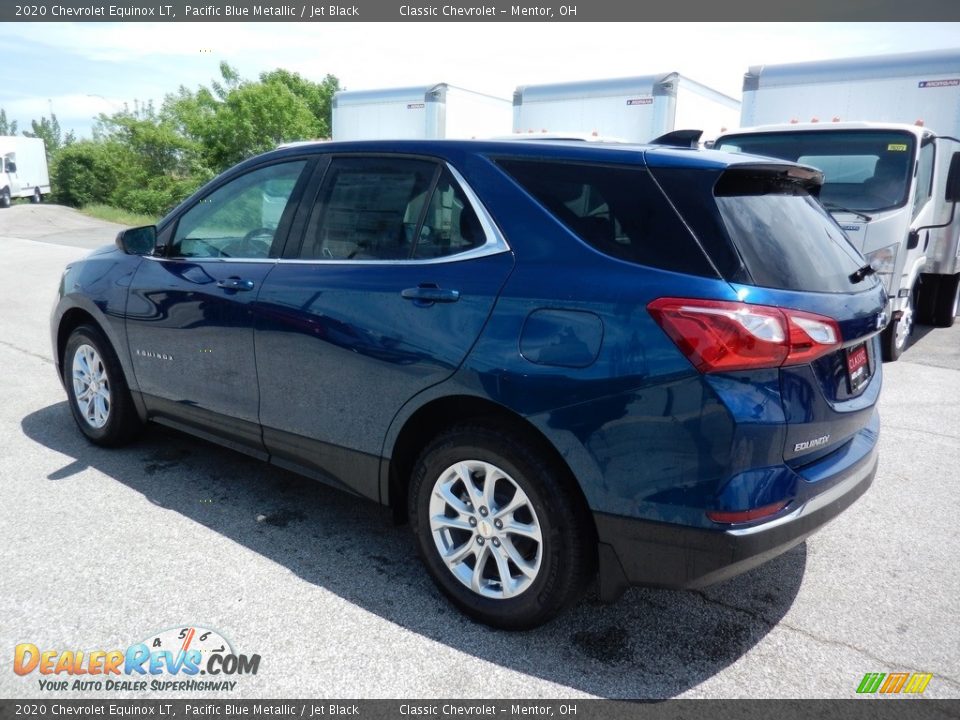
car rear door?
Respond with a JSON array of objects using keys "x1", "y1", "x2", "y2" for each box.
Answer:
[
  {"x1": 126, "y1": 158, "x2": 313, "y2": 453},
  {"x1": 254, "y1": 154, "x2": 514, "y2": 500}
]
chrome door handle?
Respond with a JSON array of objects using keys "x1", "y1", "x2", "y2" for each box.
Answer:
[
  {"x1": 217, "y1": 277, "x2": 255, "y2": 291},
  {"x1": 401, "y1": 286, "x2": 460, "y2": 304}
]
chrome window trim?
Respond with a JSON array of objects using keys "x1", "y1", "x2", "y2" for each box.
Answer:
[{"x1": 144, "y1": 256, "x2": 279, "y2": 265}]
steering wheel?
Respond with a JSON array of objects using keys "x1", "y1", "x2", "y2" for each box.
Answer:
[{"x1": 223, "y1": 227, "x2": 274, "y2": 258}]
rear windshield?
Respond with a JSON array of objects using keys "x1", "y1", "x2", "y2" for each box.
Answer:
[
  {"x1": 650, "y1": 165, "x2": 876, "y2": 294},
  {"x1": 714, "y1": 130, "x2": 916, "y2": 213},
  {"x1": 713, "y1": 170, "x2": 869, "y2": 293},
  {"x1": 496, "y1": 158, "x2": 716, "y2": 277}
]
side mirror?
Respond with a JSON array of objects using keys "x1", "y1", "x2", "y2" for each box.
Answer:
[
  {"x1": 907, "y1": 230, "x2": 920, "y2": 250},
  {"x1": 116, "y1": 225, "x2": 157, "y2": 255},
  {"x1": 946, "y1": 152, "x2": 960, "y2": 203},
  {"x1": 7, "y1": 161, "x2": 16, "y2": 173}
]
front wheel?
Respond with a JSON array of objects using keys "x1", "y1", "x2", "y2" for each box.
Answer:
[
  {"x1": 63, "y1": 324, "x2": 142, "y2": 446},
  {"x1": 409, "y1": 425, "x2": 595, "y2": 630},
  {"x1": 0, "y1": 188, "x2": 10, "y2": 208},
  {"x1": 932, "y1": 274, "x2": 960, "y2": 328},
  {"x1": 881, "y1": 288, "x2": 914, "y2": 362}
]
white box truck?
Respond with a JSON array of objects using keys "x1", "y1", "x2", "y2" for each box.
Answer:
[
  {"x1": 715, "y1": 50, "x2": 960, "y2": 361},
  {"x1": 512, "y1": 73, "x2": 741, "y2": 144},
  {"x1": 332, "y1": 83, "x2": 512, "y2": 141},
  {"x1": 0, "y1": 136, "x2": 50, "y2": 207}
]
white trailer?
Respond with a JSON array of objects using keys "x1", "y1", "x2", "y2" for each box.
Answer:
[
  {"x1": 511, "y1": 73, "x2": 741, "y2": 144},
  {"x1": 332, "y1": 83, "x2": 512, "y2": 141},
  {"x1": 0, "y1": 136, "x2": 50, "y2": 208},
  {"x1": 716, "y1": 50, "x2": 960, "y2": 361}
]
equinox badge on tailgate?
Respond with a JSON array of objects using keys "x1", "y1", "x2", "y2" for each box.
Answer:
[{"x1": 795, "y1": 435, "x2": 831, "y2": 452}]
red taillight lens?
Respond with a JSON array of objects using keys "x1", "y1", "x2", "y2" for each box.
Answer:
[{"x1": 647, "y1": 298, "x2": 841, "y2": 373}]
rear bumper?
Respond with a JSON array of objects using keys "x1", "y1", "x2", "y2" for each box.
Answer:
[{"x1": 594, "y1": 442, "x2": 878, "y2": 601}]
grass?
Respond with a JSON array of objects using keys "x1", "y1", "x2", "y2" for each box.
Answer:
[{"x1": 79, "y1": 204, "x2": 157, "y2": 228}]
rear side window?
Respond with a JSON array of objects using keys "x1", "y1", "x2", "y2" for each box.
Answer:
[
  {"x1": 302, "y1": 157, "x2": 437, "y2": 260},
  {"x1": 496, "y1": 159, "x2": 716, "y2": 277},
  {"x1": 300, "y1": 157, "x2": 486, "y2": 261},
  {"x1": 713, "y1": 171, "x2": 868, "y2": 293}
]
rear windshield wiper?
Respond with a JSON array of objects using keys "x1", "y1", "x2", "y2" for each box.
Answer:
[
  {"x1": 822, "y1": 202, "x2": 872, "y2": 222},
  {"x1": 848, "y1": 264, "x2": 877, "y2": 283}
]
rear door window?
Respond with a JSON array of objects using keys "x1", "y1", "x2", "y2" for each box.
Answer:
[
  {"x1": 496, "y1": 158, "x2": 716, "y2": 277},
  {"x1": 299, "y1": 156, "x2": 486, "y2": 261}
]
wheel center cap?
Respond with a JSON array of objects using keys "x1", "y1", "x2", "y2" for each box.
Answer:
[{"x1": 478, "y1": 519, "x2": 494, "y2": 538}]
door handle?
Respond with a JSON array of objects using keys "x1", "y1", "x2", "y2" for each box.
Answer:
[
  {"x1": 401, "y1": 285, "x2": 460, "y2": 304},
  {"x1": 217, "y1": 277, "x2": 255, "y2": 291}
]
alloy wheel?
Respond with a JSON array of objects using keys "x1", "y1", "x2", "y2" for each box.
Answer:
[
  {"x1": 428, "y1": 460, "x2": 543, "y2": 599},
  {"x1": 72, "y1": 343, "x2": 111, "y2": 428}
]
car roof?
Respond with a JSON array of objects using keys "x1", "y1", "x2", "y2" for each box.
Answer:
[{"x1": 253, "y1": 138, "x2": 800, "y2": 173}]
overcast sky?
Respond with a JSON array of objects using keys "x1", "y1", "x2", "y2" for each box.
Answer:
[{"x1": 1, "y1": 22, "x2": 958, "y2": 137}]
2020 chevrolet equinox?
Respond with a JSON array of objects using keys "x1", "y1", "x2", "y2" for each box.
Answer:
[{"x1": 52, "y1": 139, "x2": 885, "y2": 629}]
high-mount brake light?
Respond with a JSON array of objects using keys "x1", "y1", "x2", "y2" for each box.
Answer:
[{"x1": 647, "y1": 298, "x2": 842, "y2": 373}]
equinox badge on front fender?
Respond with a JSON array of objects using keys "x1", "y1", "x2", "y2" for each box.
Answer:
[{"x1": 795, "y1": 435, "x2": 831, "y2": 452}]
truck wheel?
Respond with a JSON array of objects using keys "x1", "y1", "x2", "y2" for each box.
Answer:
[
  {"x1": 914, "y1": 274, "x2": 938, "y2": 326},
  {"x1": 881, "y1": 289, "x2": 915, "y2": 362},
  {"x1": 409, "y1": 424, "x2": 595, "y2": 630},
  {"x1": 63, "y1": 324, "x2": 143, "y2": 447},
  {"x1": 31, "y1": 188, "x2": 42, "y2": 204},
  {"x1": 0, "y1": 188, "x2": 10, "y2": 208},
  {"x1": 932, "y1": 274, "x2": 960, "y2": 328}
]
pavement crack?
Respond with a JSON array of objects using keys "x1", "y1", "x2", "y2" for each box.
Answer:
[
  {"x1": 692, "y1": 589, "x2": 960, "y2": 690},
  {"x1": 0, "y1": 338, "x2": 54, "y2": 365}
]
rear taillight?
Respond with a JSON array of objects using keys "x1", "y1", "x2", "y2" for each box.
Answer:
[{"x1": 647, "y1": 297, "x2": 841, "y2": 373}]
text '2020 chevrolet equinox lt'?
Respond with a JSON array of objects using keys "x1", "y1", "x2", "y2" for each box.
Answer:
[{"x1": 52, "y1": 138, "x2": 886, "y2": 629}]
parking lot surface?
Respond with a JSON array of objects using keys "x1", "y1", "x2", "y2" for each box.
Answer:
[{"x1": 1, "y1": 205, "x2": 958, "y2": 699}]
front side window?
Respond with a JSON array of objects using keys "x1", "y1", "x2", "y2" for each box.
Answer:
[
  {"x1": 913, "y1": 140, "x2": 935, "y2": 220},
  {"x1": 716, "y1": 130, "x2": 917, "y2": 213},
  {"x1": 172, "y1": 161, "x2": 307, "y2": 259},
  {"x1": 300, "y1": 156, "x2": 485, "y2": 261}
]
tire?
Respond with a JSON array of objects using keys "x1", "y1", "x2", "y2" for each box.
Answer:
[
  {"x1": 914, "y1": 274, "x2": 938, "y2": 326},
  {"x1": 31, "y1": 187, "x2": 41, "y2": 204},
  {"x1": 881, "y1": 287, "x2": 915, "y2": 362},
  {"x1": 0, "y1": 188, "x2": 10, "y2": 208},
  {"x1": 409, "y1": 424, "x2": 595, "y2": 630},
  {"x1": 932, "y1": 273, "x2": 960, "y2": 328},
  {"x1": 63, "y1": 324, "x2": 142, "y2": 446}
]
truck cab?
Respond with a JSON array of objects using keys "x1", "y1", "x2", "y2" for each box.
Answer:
[{"x1": 716, "y1": 122, "x2": 960, "y2": 360}]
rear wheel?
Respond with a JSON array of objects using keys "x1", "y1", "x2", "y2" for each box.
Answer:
[
  {"x1": 64, "y1": 324, "x2": 142, "y2": 446},
  {"x1": 409, "y1": 425, "x2": 594, "y2": 630},
  {"x1": 881, "y1": 287, "x2": 914, "y2": 362},
  {"x1": 31, "y1": 187, "x2": 41, "y2": 204}
]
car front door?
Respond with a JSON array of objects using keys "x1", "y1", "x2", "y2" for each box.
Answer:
[
  {"x1": 126, "y1": 158, "x2": 312, "y2": 453},
  {"x1": 254, "y1": 155, "x2": 514, "y2": 499}
]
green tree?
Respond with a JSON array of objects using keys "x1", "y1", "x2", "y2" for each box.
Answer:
[
  {"x1": 51, "y1": 141, "x2": 121, "y2": 207},
  {"x1": 0, "y1": 109, "x2": 18, "y2": 136},
  {"x1": 24, "y1": 113, "x2": 76, "y2": 159},
  {"x1": 166, "y1": 63, "x2": 340, "y2": 171}
]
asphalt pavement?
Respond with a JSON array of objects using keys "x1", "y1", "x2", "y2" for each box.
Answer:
[{"x1": 1, "y1": 205, "x2": 958, "y2": 699}]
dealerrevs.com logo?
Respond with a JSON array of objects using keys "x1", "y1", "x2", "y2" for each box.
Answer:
[{"x1": 14, "y1": 626, "x2": 260, "y2": 692}]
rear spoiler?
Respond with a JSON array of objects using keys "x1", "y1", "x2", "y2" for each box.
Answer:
[{"x1": 650, "y1": 129, "x2": 703, "y2": 148}]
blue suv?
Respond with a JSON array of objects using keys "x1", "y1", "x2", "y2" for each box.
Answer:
[{"x1": 51, "y1": 139, "x2": 886, "y2": 629}]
